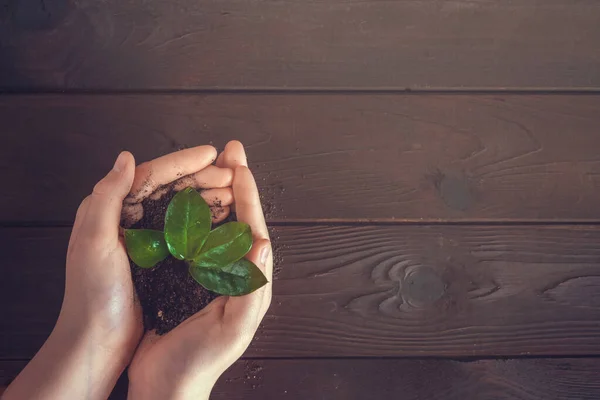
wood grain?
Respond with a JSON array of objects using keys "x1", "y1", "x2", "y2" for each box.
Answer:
[
  {"x1": 2, "y1": 94, "x2": 600, "y2": 222},
  {"x1": 3, "y1": 225, "x2": 600, "y2": 359},
  {"x1": 214, "y1": 358, "x2": 600, "y2": 400},
  {"x1": 2, "y1": 358, "x2": 600, "y2": 400},
  {"x1": 1, "y1": 0, "x2": 600, "y2": 89}
]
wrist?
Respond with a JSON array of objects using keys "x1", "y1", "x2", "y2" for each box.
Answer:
[
  {"x1": 54, "y1": 307, "x2": 142, "y2": 361},
  {"x1": 128, "y1": 372, "x2": 214, "y2": 400},
  {"x1": 52, "y1": 320, "x2": 133, "y2": 368},
  {"x1": 3, "y1": 321, "x2": 131, "y2": 400},
  {"x1": 50, "y1": 321, "x2": 133, "y2": 385}
]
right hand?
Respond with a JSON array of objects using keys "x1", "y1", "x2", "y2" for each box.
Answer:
[{"x1": 127, "y1": 141, "x2": 273, "y2": 400}]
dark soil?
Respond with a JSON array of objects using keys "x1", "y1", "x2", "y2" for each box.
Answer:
[
  {"x1": 128, "y1": 184, "x2": 282, "y2": 335},
  {"x1": 129, "y1": 188, "x2": 221, "y2": 335}
]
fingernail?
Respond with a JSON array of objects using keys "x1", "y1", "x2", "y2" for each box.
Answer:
[
  {"x1": 113, "y1": 152, "x2": 127, "y2": 172},
  {"x1": 260, "y1": 244, "x2": 271, "y2": 266}
]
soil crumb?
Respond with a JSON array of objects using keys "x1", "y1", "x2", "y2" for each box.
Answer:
[
  {"x1": 268, "y1": 226, "x2": 285, "y2": 278},
  {"x1": 129, "y1": 188, "x2": 218, "y2": 335},
  {"x1": 255, "y1": 163, "x2": 285, "y2": 220}
]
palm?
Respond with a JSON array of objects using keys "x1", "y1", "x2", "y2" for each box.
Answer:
[
  {"x1": 129, "y1": 298, "x2": 234, "y2": 390},
  {"x1": 64, "y1": 185, "x2": 142, "y2": 345}
]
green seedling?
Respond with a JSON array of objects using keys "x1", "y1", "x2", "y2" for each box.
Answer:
[{"x1": 124, "y1": 187, "x2": 268, "y2": 296}]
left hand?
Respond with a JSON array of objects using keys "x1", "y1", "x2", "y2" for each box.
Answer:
[
  {"x1": 61, "y1": 145, "x2": 231, "y2": 361},
  {"x1": 4, "y1": 145, "x2": 232, "y2": 400}
]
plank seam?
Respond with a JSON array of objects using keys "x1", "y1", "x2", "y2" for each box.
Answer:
[
  {"x1": 4, "y1": 355, "x2": 600, "y2": 362},
  {"x1": 3, "y1": 88, "x2": 600, "y2": 96},
  {"x1": 4, "y1": 220, "x2": 600, "y2": 229}
]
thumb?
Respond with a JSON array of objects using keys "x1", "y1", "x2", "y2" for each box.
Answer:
[
  {"x1": 246, "y1": 239, "x2": 272, "y2": 274},
  {"x1": 225, "y1": 238, "x2": 272, "y2": 331},
  {"x1": 81, "y1": 151, "x2": 136, "y2": 240}
]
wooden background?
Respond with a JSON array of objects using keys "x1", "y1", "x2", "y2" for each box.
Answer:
[{"x1": 2, "y1": 0, "x2": 600, "y2": 398}]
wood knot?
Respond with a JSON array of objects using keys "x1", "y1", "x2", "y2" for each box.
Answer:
[
  {"x1": 432, "y1": 170, "x2": 473, "y2": 211},
  {"x1": 401, "y1": 266, "x2": 446, "y2": 307}
]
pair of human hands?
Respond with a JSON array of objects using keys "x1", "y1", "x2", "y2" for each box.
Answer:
[{"x1": 4, "y1": 141, "x2": 272, "y2": 400}]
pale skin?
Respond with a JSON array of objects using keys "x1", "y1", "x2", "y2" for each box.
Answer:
[{"x1": 3, "y1": 141, "x2": 273, "y2": 400}]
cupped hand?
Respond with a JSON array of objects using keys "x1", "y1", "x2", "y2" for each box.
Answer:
[
  {"x1": 60, "y1": 146, "x2": 233, "y2": 352},
  {"x1": 4, "y1": 145, "x2": 232, "y2": 400},
  {"x1": 127, "y1": 141, "x2": 273, "y2": 400}
]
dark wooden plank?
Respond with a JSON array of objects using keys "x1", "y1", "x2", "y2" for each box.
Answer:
[
  {"x1": 3, "y1": 358, "x2": 600, "y2": 399},
  {"x1": 2, "y1": 94, "x2": 600, "y2": 222},
  {"x1": 215, "y1": 358, "x2": 600, "y2": 400},
  {"x1": 0, "y1": 361, "x2": 21, "y2": 389},
  {"x1": 1, "y1": 0, "x2": 600, "y2": 89},
  {"x1": 3, "y1": 225, "x2": 600, "y2": 359}
]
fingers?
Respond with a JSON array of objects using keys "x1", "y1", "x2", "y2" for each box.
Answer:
[
  {"x1": 121, "y1": 203, "x2": 143, "y2": 228},
  {"x1": 216, "y1": 141, "x2": 247, "y2": 168},
  {"x1": 232, "y1": 166, "x2": 269, "y2": 241},
  {"x1": 211, "y1": 205, "x2": 231, "y2": 224},
  {"x1": 81, "y1": 152, "x2": 135, "y2": 243},
  {"x1": 172, "y1": 166, "x2": 233, "y2": 192},
  {"x1": 202, "y1": 188, "x2": 234, "y2": 207},
  {"x1": 215, "y1": 151, "x2": 226, "y2": 168},
  {"x1": 122, "y1": 188, "x2": 232, "y2": 228},
  {"x1": 127, "y1": 145, "x2": 217, "y2": 203}
]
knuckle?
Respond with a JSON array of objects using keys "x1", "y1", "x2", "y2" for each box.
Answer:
[
  {"x1": 92, "y1": 173, "x2": 120, "y2": 198},
  {"x1": 93, "y1": 178, "x2": 110, "y2": 196},
  {"x1": 221, "y1": 168, "x2": 234, "y2": 185},
  {"x1": 75, "y1": 196, "x2": 91, "y2": 217}
]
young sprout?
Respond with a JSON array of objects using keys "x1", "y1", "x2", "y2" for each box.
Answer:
[{"x1": 124, "y1": 187, "x2": 268, "y2": 296}]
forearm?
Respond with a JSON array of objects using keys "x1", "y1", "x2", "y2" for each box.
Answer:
[{"x1": 3, "y1": 322, "x2": 129, "y2": 400}]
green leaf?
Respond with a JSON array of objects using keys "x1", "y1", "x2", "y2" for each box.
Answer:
[
  {"x1": 189, "y1": 258, "x2": 268, "y2": 296},
  {"x1": 193, "y1": 222, "x2": 253, "y2": 268},
  {"x1": 164, "y1": 187, "x2": 212, "y2": 260},
  {"x1": 124, "y1": 229, "x2": 170, "y2": 268}
]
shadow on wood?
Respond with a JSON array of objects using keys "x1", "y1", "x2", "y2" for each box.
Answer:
[{"x1": 1, "y1": 0, "x2": 600, "y2": 89}]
